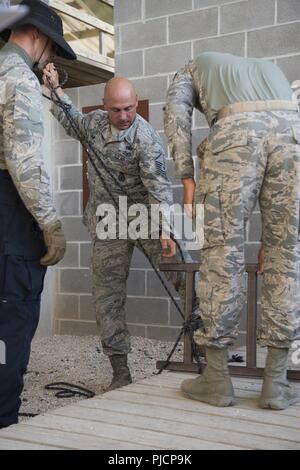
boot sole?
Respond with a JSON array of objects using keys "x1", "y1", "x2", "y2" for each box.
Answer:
[{"x1": 181, "y1": 390, "x2": 236, "y2": 407}]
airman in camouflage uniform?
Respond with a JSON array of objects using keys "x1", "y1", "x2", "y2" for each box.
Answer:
[
  {"x1": 165, "y1": 52, "x2": 300, "y2": 409},
  {"x1": 45, "y1": 73, "x2": 198, "y2": 391},
  {"x1": 0, "y1": 0, "x2": 75, "y2": 428}
]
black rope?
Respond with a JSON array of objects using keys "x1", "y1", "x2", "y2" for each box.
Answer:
[
  {"x1": 44, "y1": 382, "x2": 95, "y2": 399},
  {"x1": 44, "y1": 70, "x2": 204, "y2": 373},
  {"x1": 18, "y1": 382, "x2": 95, "y2": 418}
]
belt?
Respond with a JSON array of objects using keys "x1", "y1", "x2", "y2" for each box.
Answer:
[{"x1": 217, "y1": 100, "x2": 299, "y2": 121}]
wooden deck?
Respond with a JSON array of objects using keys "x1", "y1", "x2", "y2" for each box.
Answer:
[{"x1": 0, "y1": 371, "x2": 300, "y2": 450}]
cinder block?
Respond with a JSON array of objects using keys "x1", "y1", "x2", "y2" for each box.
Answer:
[
  {"x1": 244, "y1": 243, "x2": 261, "y2": 264},
  {"x1": 169, "y1": 300, "x2": 186, "y2": 326},
  {"x1": 114, "y1": 0, "x2": 142, "y2": 24},
  {"x1": 169, "y1": 8, "x2": 218, "y2": 43},
  {"x1": 149, "y1": 103, "x2": 165, "y2": 132},
  {"x1": 194, "y1": 110, "x2": 209, "y2": 128},
  {"x1": 145, "y1": 43, "x2": 192, "y2": 76},
  {"x1": 61, "y1": 217, "x2": 90, "y2": 242},
  {"x1": 80, "y1": 243, "x2": 92, "y2": 268},
  {"x1": 248, "y1": 23, "x2": 300, "y2": 57},
  {"x1": 54, "y1": 141, "x2": 80, "y2": 165},
  {"x1": 127, "y1": 270, "x2": 146, "y2": 296},
  {"x1": 128, "y1": 324, "x2": 147, "y2": 337},
  {"x1": 145, "y1": 0, "x2": 192, "y2": 18},
  {"x1": 131, "y1": 248, "x2": 152, "y2": 269},
  {"x1": 79, "y1": 84, "x2": 105, "y2": 109},
  {"x1": 277, "y1": 55, "x2": 300, "y2": 84},
  {"x1": 131, "y1": 76, "x2": 168, "y2": 102},
  {"x1": 278, "y1": 0, "x2": 300, "y2": 23},
  {"x1": 54, "y1": 191, "x2": 80, "y2": 216},
  {"x1": 80, "y1": 295, "x2": 95, "y2": 321},
  {"x1": 157, "y1": 131, "x2": 169, "y2": 155},
  {"x1": 194, "y1": 32, "x2": 245, "y2": 57},
  {"x1": 55, "y1": 294, "x2": 79, "y2": 319},
  {"x1": 126, "y1": 297, "x2": 169, "y2": 324},
  {"x1": 146, "y1": 270, "x2": 179, "y2": 298},
  {"x1": 173, "y1": 186, "x2": 184, "y2": 207},
  {"x1": 115, "y1": 26, "x2": 121, "y2": 54},
  {"x1": 52, "y1": 167, "x2": 59, "y2": 192},
  {"x1": 57, "y1": 243, "x2": 79, "y2": 268},
  {"x1": 122, "y1": 18, "x2": 167, "y2": 51},
  {"x1": 60, "y1": 166, "x2": 82, "y2": 191},
  {"x1": 167, "y1": 160, "x2": 182, "y2": 185},
  {"x1": 60, "y1": 268, "x2": 92, "y2": 294},
  {"x1": 248, "y1": 213, "x2": 262, "y2": 242},
  {"x1": 194, "y1": 0, "x2": 242, "y2": 7},
  {"x1": 115, "y1": 51, "x2": 143, "y2": 77},
  {"x1": 58, "y1": 320, "x2": 98, "y2": 336},
  {"x1": 64, "y1": 88, "x2": 79, "y2": 107},
  {"x1": 147, "y1": 325, "x2": 182, "y2": 341},
  {"x1": 220, "y1": 0, "x2": 275, "y2": 34}
]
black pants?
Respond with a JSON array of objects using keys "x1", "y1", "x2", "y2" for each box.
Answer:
[{"x1": 0, "y1": 171, "x2": 46, "y2": 428}]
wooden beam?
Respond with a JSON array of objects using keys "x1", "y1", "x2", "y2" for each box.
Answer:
[
  {"x1": 70, "y1": 0, "x2": 95, "y2": 17},
  {"x1": 64, "y1": 29, "x2": 100, "y2": 42},
  {"x1": 49, "y1": 0, "x2": 114, "y2": 35},
  {"x1": 100, "y1": 0, "x2": 114, "y2": 7}
]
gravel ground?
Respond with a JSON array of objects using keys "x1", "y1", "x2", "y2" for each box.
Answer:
[{"x1": 20, "y1": 335, "x2": 184, "y2": 420}]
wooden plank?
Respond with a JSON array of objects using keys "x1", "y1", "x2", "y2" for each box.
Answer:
[
  {"x1": 50, "y1": 0, "x2": 114, "y2": 34},
  {"x1": 1, "y1": 371, "x2": 299, "y2": 450},
  {"x1": 76, "y1": 397, "x2": 300, "y2": 443},
  {"x1": 21, "y1": 414, "x2": 242, "y2": 450},
  {"x1": 0, "y1": 437, "x2": 60, "y2": 450},
  {"x1": 49, "y1": 401, "x2": 299, "y2": 450},
  {"x1": 99, "y1": 387, "x2": 300, "y2": 430},
  {"x1": 116, "y1": 383, "x2": 300, "y2": 421},
  {"x1": 100, "y1": 0, "x2": 114, "y2": 6},
  {"x1": 0, "y1": 423, "x2": 151, "y2": 450}
]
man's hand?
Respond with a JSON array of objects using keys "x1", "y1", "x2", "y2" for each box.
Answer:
[
  {"x1": 182, "y1": 177, "x2": 195, "y2": 218},
  {"x1": 160, "y1": 235, "x2": 176, "y2": 258},
  {"x1": 40, "y1": 220, "x2": 66, "y2": 266},
  {"x1": 257, "y1": 244, "x2": 264, "y2": 275},
  {"x1": 42, "y1": 63, "x2": 64, "y2": 98}
]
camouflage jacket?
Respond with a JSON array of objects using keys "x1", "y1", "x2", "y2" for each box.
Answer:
[
  {"x1": 51, "y1": 94, "x2": 173, "y2": 234},
  {"x1": 0, "y1": 43, "x2": 57, "y2": 229}
]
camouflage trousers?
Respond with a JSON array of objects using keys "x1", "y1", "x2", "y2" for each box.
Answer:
[
  {"x1": 194, "y1": 110, "x2": 300, "y2": 349},
  {"x1": 92, "y1": 237, "x2": 193, "y2": 357}
]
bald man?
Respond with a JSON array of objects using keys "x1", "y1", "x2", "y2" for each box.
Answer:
[{"x1": 43, "y1": 67, "x2": 198, "y2": 391}]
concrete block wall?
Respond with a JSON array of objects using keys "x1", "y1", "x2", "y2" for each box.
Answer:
[{"x1": 112, "y1": 0, "x2": 300, "y2": 346}]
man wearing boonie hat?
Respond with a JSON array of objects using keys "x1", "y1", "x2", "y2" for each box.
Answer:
[{"x1": 0, "y1": 0, "x2": 76, "y2": 428}]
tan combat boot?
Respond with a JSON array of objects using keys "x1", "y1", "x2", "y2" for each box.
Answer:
[
  {"x1": 107, "y1": 355, "x2": 132, "y2": 391},
  {"x1": 260, "y1": 347, "x2": 300, "y2": 410},
  {"x1": 181, "y1": 347, "x2": 236, "y2": 407}
]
